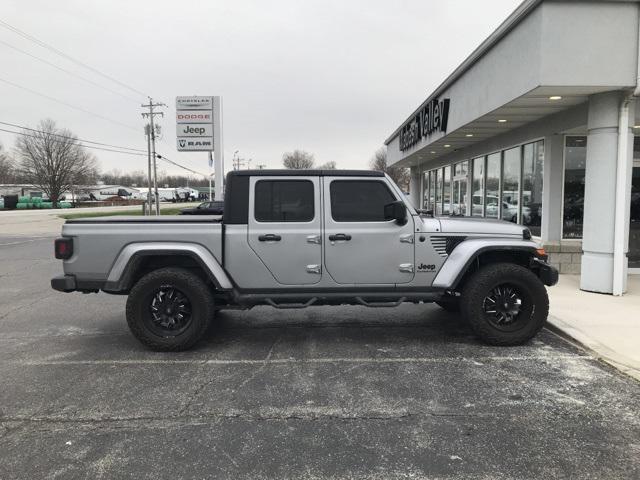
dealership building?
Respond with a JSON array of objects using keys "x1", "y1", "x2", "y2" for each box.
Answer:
[{"x1": 385, "y1": 0, "x2": 640, "y2": 295}]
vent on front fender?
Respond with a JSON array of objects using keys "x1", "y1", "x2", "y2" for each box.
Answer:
[{"x1": 430, "y1": 236, "x2": 466, "y2": 257}]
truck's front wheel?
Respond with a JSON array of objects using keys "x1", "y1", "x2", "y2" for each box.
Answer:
[
  {"x1": 126, "y1": 267, "x2": 214, "y2": 351},
  {"x1": 461, "y1": 263, "x2": 548, "y2": 346}
]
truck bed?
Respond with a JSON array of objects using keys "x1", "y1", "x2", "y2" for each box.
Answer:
[{"x1": 60, "y1": 215, "x2": 224, "y2": 289}]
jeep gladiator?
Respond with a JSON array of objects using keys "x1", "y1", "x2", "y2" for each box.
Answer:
[{"x1": 52, "y1": 169, "x2": 558, "y2": 351}]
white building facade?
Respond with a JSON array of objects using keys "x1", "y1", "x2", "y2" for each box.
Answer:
[{"x1": 385, "y1": 0, "x2": 640, "y2": 295}]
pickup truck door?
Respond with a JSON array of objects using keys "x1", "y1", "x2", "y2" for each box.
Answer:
[
  {"x1": 247, "y1": 176, "x2": 322, "y2": 285},
  {"x1": 323, "y1": 177, "x2": 415, "y2": 285}
]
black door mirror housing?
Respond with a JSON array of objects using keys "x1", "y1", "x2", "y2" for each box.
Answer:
[{"x1": 384, "y1": 200, "x2": 407, "y2": 225}]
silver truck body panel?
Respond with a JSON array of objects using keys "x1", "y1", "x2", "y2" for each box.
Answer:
[
  {"x1": 432, "y1": 238, "x2": 539, "y2": 288},
  {"x1": 247, "y1": 176, "x2": 323, "y2": 285},
  {"x1": 322, "y1": 176, "x2": 416, "y2": 285},
  {"x1": 437, "y1": 217, "x2": 525, "y2": 236},
  {"x1": 61, "y1": 219, "x2": 223, "y2": 283},
  {"x1": 106, "y1": 241, "x2": 232, "y2": 290}
]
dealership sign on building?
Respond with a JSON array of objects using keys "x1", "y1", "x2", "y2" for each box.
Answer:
[
  {"x1": 175, "y1": 96, "x2": 215, "y2": 152},
  {"x1": 399, "y1": 98, "x2": 451, "y2": 151}
]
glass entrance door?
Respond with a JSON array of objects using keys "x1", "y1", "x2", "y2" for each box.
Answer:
[{"x1": 630, "y1": 161, "x2": 640, "y2": 271}]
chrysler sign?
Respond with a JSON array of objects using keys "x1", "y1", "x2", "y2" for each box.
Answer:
[
  {"x1": 176, "y1": 96, "x2": 213, "y2": 110},
  {"x1": 399, "y1": 98, "x2": 450, "y2": 151}
]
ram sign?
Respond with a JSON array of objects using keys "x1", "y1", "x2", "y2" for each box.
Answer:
[{"x1": 176, "y1": 96, "x2": 214, "y2": 151}]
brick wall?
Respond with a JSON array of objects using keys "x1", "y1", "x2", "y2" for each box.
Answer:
[{"x1": 544, "y1": 241, "x2": 582, "y2": 274}]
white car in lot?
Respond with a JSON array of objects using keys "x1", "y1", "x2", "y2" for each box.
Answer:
[{"x1": 473, "y1": 195, "x2": 531, "y2": 223}]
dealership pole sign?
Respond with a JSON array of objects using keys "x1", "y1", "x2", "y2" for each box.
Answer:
[
  {"x1": 176, "y1": 95, "x2": 225, "y2": 198},
  {"x1": 399, "y1": 98, "x2": 450, "y2": 151},
  {"x1": 176, "y1": 96, "x2": 215, "y2": 151}
]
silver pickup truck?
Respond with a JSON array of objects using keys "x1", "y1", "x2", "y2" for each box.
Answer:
[{"x1": 52, "y1": 169, "x2": 558, "y2": 351}]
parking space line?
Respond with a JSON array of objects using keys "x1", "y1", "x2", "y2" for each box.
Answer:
[{"x1": 16, "y1": 354, "x2": 591, "y2": 366}]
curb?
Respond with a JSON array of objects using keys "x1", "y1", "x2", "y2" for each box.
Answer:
[{"x1": 545, "y1": 318, "x2": 640, "y2": 382}]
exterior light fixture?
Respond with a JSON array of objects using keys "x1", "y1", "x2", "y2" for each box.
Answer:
[
  {"x1": 465, "y1": 133, "x2": 474, "y2": 137},
  {"x1": 444, "y1": 144, "x2": 451, "y2": 148},
  {"x1": 498, "y1": 119, "x2": 507, "y2": 123},
  {"x1": 430, "y1": 151, "x2": 436, "y2": 154},
  {"x1": 634, "y1": 125, "x2": 640, "y2": 129},
  {"x1": 549, "y1": 96, "x2": 562, "y2": 101}
]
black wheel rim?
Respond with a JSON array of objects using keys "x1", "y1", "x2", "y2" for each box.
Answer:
[
  {"x1": 482, "y1": 283, "x2": 529, "y2": 332},
  {"x1": 145, "y1": 286, "x2": 193, "y2": 337}
]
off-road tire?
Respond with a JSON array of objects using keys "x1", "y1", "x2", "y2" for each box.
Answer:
[
  {"x1": 436, "y1": 300, "x2": 460, "y2": 313},
  {"x1": 126, "y1": 267, "x2": 214, "y2": 351},
  {"x1": 461, "y1": 263, "x2": 548, "y2": 346}
]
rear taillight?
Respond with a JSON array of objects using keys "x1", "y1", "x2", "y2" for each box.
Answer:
[{"x1": 55, "y1": 237, "x2": 73, "y2": 260}]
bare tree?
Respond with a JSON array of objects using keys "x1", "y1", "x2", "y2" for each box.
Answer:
[
  {"x1": 370, "y1": 147, "x2": 410, "y2": 191},
  {"x1": 318, "y1": 160, "x2": 337, "y2": 170},
  {"x1": 15, "y1": 119, "x2": 99, "y2": 206},
  {"x1": 282, "y1": 149, "x2": 315, "y2": 169},
  {"x1": 0, "y1": 143, "x2": 17, "y2": 183}
]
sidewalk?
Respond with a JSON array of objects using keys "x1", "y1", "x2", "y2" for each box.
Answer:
[{"x1": 548, "y1": 274, "x2": 640, "y2": 381}]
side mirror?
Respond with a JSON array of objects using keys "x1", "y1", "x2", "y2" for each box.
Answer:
[{"x1": 384, "y1": 200, "x2": 407, "y2": 225}]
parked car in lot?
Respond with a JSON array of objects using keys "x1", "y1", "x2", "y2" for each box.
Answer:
[
  {"x1": 180, "y1": 201, "x2": 224, "y2": 215},
  {"x1": 52, "y1": 169, "x2": 558, "y2": 351}
]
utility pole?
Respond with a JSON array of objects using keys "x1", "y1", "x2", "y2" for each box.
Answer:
[
  {"x1": 144, "y1": 124, "x2": 152, "y2": 215},
  {"x1": 142, "y1": 98, "x2": 165, "y2": 215}
]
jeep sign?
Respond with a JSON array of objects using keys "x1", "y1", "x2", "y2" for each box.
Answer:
[{"x1": 176, "y1": 123, "x2": 213, "y2": 137}]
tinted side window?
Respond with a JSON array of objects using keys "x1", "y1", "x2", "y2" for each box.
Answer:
[
  {"x1": 330, "y1": 180, "x2": 396, "y2": 222},
  {"x1": 255, "y1": 180, "x2": 314, "y2": 222}
]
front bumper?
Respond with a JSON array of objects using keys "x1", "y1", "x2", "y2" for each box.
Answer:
[
  {"x1": 532, "y1": 258, "x2": 559, "y2": 286},
  {"x1": 51, "y1": 274, "x2": 77, "y2": 292}
]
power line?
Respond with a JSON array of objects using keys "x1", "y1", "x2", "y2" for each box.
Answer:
[
  {"x1": 0, "y1": 38, "x2": 141, "y2": 104},
  {"x1": 0, "y1": 121, "x2": 146, "y2": 152},
  {"x1": 158, "y1": 136, "x2": 212, "y2": 173},
  {"x1": 0, "y1": 76, "x2": 141, "y2": 132},
  {"x1": 0, "y1": 18, "x2": 148, "y2": 99},
  {"x1": 0, "y1": 127, "x2": 146, "y2": 157},
  {"x1": 156, "y1": 153, "x2": 208, "y2": 177}
]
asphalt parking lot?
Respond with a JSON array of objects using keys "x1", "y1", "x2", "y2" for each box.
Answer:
[{"x1": 1, "y1": 235, "x2": 639, "y2": 479}]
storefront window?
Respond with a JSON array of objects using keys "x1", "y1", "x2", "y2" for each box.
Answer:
[
  {"x1": 502, "y1": 147, "x2": 521, "y2": 223},
  {"x1": 442, "y1": 166, "x2": 451, "y2": 215},
  {"x1": 419, "y1": 140, "x2": 544, "y2": 227},
  {"x1": 452, "y1": 161, "x2": 468, "y2": 215},
  {"x1": 472, "y1": 157, "x2": 484, "y2": 217},
  {"x1": 523, "y1": 141, "x2": 544, "y2": 236},
  {"x1": 485, "y1": 152, "x2": 501, "y2": 218},
  {"x1": 422, "y1": 171, "x2": 430, "y2": 209},
  {"x1": 434, "y1": 168, "x2": 442, "y2": 215},
  {"x1": 563, "y1": 136, "x2": 587, "y2": 238}
]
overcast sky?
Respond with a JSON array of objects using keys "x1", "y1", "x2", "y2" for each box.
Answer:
[{"x1": 1, "y1": 0, "x2": 522, "y2": 178}]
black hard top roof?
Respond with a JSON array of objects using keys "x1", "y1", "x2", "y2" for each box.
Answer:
[{"x1": 227, "y1": 169, "x2": 384, "y2": 177}]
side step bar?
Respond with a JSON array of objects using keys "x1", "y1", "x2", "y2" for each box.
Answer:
[
  {"x1": 233, "y1": 291, "x2": 443, "y2": 309},
  {"x1": 265, "y1": 298, "x2": 318, "y2": 309},
  {"x1": 355, "y1": 296, "x2": 406, "y2": 308}
]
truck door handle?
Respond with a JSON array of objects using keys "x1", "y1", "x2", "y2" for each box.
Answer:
[
  {"x1": 328, "y1": 233, "x2": 351, "y2": 242},
  {"x1": 258, "y1": 234, "x2": 282, "y2": 242}
]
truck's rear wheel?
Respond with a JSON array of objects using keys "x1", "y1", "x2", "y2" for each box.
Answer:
[
  {"x1": 460, "y1": 263, "x2": 548, "y2": 346},
  {"x1": 126, "y1": 267, "x2": 213, "y2": 351}
]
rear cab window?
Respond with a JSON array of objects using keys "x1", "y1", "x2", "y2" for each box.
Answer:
[{"x1": 254, "y1": 180, "x2": 315, "y2": 222}]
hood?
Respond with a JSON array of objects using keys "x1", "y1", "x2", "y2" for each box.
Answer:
[{"x1": 424, "y1": 216, "x2": 526, "y2": 236}]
